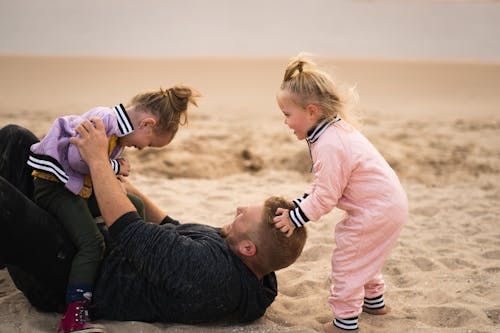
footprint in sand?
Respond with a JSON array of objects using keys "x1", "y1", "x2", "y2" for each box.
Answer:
[
  {"x1": 469, "y1": 284, "x2": 492, "y2": 297},
  {"x1": 300, "y1": 244, "x2": 332, "y2": 262},
  {"x1": 385, "y1": 266, "x2": 417, "y2": 288},
  {"x1": 412, "y1": 256, "x2": 438, "y2": 272},
  {"x1": 426, "y1": 237, "x2": 454, "y2": 248},
  {"x1": 410, "y1": 206, "x2": 439, "y2": 217},
  {"x1": 483, "y1": 266, "x2": 500, "y2": 273},
  {"x1": 280, "y1": 279, "x2": 322, "y2": 297},
  {"x1": 485, "y1": 307, "x2": 500, "y2": 325},
  {"x1": 417, "y1": 306, "x2": 474, "y2": 328},
  {"x1": 438, "y1": 257, "x2": 476, "y2": 270},
  {"x1": 482, "y1": 250, "x2": 500, "y2": 260}
]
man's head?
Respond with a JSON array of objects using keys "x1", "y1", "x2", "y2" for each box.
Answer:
[{"x1": 221, "y1": 196, "x2": 307, "y2": 278}]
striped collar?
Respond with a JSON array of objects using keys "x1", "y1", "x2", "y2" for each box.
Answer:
[
  {"x1": 306, "y1": 115, "x2": 341, "y2": 144},
  {"x1": 113, "y1": 104, "x2": 134, "y2": 136}
]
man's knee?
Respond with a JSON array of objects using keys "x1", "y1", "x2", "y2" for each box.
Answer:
[{"x1": 127, "y1": 193, "x2": 145, "y2": 218}]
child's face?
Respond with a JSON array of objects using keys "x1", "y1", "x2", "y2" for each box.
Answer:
[
  {"x1": 121, "y1": 126, "x2": 172, "y2": 150},
  {"x1": 277, "y1": 90, "x2": 319, "y2": 140}
]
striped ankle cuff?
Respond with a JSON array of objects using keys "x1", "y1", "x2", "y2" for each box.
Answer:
[
  {"x1": 333, "y1": 316, "x2": 358, "y2": 330},
  {"x1": 364, "y1": 294, "x2": 385, "y2": 309}
]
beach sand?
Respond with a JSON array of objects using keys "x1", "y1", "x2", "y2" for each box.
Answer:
[{"x1": 1, "y1": 56, "x2": 499, "y2": 332}]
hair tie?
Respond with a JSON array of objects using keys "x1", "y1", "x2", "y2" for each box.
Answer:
[
  {"x1": 162, "y1": 88, "x2": 171, "y2": 99},
  {"x1": 297, "y1": 61, "x2": 303, "y2": 73}
]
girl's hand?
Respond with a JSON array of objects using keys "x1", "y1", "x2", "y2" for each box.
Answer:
[
  {"x1": 117, "y1": 175, "x2": 140, "y2": 196},
  {"x1": 273, "y1": 207, "x2": 296, "y2": 238},
  {"x1": 118, "y1": 179, "x2": 127, "y2": 194},
  {"x1": 117, "y1": 158, "x2": 131, "y2": 176}
]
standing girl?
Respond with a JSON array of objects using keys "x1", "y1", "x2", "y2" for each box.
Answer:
[
  {"x1": 28, "y1": 85, "x2": 200, "y2": 333},
  {"x1": 273, "y1": 55, "x2": 408, "y2": 332}
]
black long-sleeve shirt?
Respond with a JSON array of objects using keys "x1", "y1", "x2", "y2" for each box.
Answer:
[{"x1": 92, "y1": 212, "x2": 278, "y2": 323}]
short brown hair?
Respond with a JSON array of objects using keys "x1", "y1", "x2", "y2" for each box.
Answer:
[{"x1": 251, "y1": 196, "x2": 307, "y2": 273}]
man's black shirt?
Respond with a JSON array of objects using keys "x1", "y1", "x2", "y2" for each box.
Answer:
[{"x1": 91, "y1": 212, "x2": 277, "y2": 323}]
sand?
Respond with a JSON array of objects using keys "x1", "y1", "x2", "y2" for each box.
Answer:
[{"x1": 1, "y1": 56, "x2": 499, "y2": 332}]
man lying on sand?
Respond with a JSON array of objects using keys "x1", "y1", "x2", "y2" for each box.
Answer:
[{"x1": 0, "y1": 122, "x2": 307, "y2": 327}]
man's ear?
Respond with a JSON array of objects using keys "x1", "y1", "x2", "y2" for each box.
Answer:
[{"x1": 238, "y1": 240, "x2": 256, "y2": 257}]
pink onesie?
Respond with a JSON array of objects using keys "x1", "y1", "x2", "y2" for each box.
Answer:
[{"x1": 289, "y1": 118, "x2": 408, "y2": 320}]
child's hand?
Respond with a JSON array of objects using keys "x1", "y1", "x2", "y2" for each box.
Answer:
[
  {"x1": 117, "y1": 175, "x2": 139, "y2": 196},
  {"x1": 117, "y1": 178, "x2": 127, "y2": 194},
  {"x1": 117, "y1": 158, "x2": 130, "y2": 176},
  {"x1": 273, "y1": 208, "x2": 296, "y2": 238}
]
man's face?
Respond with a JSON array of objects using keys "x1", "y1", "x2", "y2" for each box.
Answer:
[{"x1": 221, "y1": 204, "x2": 263, "y2": 243}]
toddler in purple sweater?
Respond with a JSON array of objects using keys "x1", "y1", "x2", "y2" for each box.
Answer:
[{"x1": 28, "y1": 85, "x2": 199, "y2": 333}]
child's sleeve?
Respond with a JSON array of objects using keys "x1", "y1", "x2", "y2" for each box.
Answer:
[
  {"x1": 290, "y1": 142, "x2": 351, "y2": 226},
  {"x1": 109, "y1": 159, "x2": 120, "y2": 175},
  {"x1": 67, "y1": 107, "x2": 118, "y2": 174},
  {"x1": 292, "y1": 193, "x2": 309, "y2": 207}
]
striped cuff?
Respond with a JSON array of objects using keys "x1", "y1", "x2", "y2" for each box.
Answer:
[
  {"x1": 292, "y1": 193, "x2": 309, "y2": 207},
  {"x1": 364, "y1": 295, "x2": 385, "y2": 309},
  {"x1": 110, "y1": 159, "x2": 120, "y2": 175},
  {"x1": 288, "y1": 205, "x2": 309, "y2": 228},
  {"x1": 333, "y1": 317, "x2": 358, "y2": 331}
]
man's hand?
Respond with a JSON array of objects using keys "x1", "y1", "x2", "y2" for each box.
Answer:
[
  {"x1": 69, "y1": 118, "x2": 109, "y2": 167},
  {"x1": 273, "y1": 208, "x2": 296, "y2": 238},
  {"x1": 70, "y1": 118, "x2": 136, "y2": 227},
  {"x1": 117, "y1": 158, "x2": 131, "y2": 177}
]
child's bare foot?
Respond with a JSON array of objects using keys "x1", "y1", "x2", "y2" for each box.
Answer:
[
  {"x1": 323, "y1": 321, "x2": 359, "y2": 332},
  {"x1": 362, "y1": 305, "x2": 388, "y2": 315}
]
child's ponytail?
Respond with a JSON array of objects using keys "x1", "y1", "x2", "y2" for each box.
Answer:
[
  {"x1": 131, "y1": 85, "x2": 201, "y2": 135},
  {"x1": 280, "y1": 53, "x2": 358, "y2": 126},
  {"x1": 283, "y1": 57, "x2": 307, "y2": 82},
  {"x1": 163, "y1": 85, "x2": 200, "y2": 127}
]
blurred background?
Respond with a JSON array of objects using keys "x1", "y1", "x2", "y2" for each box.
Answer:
[{"x1": 1, "y1": 0, "x2": 499, "y2": 61}]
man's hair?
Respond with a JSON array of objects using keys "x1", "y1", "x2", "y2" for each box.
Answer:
[{"x1": 251, "y1": 196, "x2": 307, "y2": 273}]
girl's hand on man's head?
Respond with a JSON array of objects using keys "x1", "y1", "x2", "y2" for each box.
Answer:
[{"x1": 273, "y1": 208, "x2": 296, "y2": 238}]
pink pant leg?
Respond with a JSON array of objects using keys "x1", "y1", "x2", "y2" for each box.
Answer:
[
  {"x1": 328, "y1": 216, "x2": 404, "y2": 319},
  {"x1": 364, "y1": 271, "x2": 385, "y2": 298}
]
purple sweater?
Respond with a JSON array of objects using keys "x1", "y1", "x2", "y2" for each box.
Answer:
[{"x1": 27, "y1": 104, "x2": 134, "y2": 195}]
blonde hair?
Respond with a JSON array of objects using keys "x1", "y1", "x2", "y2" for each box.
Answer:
[
  {"x1": 251, "y1": 197, "x2": 307, "y2": 273},
  {"x1": 130, "y1": 84, "x2": 201, "y2": 135},
  {"x1": 280, "y1": 54, "x2": 358, "y2": 126}
]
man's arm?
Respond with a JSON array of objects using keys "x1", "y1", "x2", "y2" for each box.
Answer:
[
  {"x1": 117, "y1": 175, "x2": 168, "y2": 224},
  {"x1": 69, "y1": 118, "x2": 135, "y2": 228}
]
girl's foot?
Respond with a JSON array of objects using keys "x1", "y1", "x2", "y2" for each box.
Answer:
[{"x1": 362, "y1": 305, "x2": 388, "y2": 315}]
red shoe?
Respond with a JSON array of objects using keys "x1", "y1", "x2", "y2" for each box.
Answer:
[{"x1": 57, "y1": 300, "x2": 105, "y2": 333}]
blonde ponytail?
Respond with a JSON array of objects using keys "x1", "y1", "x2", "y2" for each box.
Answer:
[
  {"x1": 283, "y1": 57, "x2": 306, "y2": 82},
  {"x1": 281, "y1": 54, "x2": 358, "y2": 126}
]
